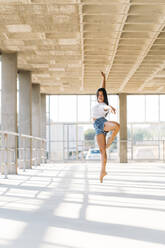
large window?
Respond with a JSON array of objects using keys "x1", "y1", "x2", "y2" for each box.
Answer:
[
  {"x1": 127, "y1": 95, "x2": 165, "y2": 123},
  {"x1": 127, "y1": 95, "x2": 165, "y2": 161},
  {"x1": 49, "y1": 95, "x2": 77, "y2": 122},
  {"x1": 46, "y1": 95, "x2": 119, "y2": 161},
  {"x1": 127, "y1": 95, "x2": 145, "y2": 122},
  {"x1": 46, "y1": 94, "x2": 165, "y2": 162},
  {"x1": 160, "y1": 95, "x2": 165, "y2": 121},
  {"x1": 78, "y1": 95, "x2": 90, "y2": 122}
]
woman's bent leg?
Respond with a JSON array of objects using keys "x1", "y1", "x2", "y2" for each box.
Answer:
[{"x1": 104, "y1": 121, "x2": 120, "y2": 149}]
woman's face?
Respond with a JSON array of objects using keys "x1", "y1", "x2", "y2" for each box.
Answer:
[{"x1": 97, "y1": 91, "x2": 104, "y2": 103}]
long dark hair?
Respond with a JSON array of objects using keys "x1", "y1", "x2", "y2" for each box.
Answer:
[{"x1": 96, "y1": 88, "x2": 109, "y2": 117}]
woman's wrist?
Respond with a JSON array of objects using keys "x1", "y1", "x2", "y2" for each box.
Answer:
[{"x1": 105, "y1": 106, "x2": 111, "y2": 110}]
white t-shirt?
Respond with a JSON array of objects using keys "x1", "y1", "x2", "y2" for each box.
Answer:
[{"x1": 91, "y1": 102, "x2": 109, "y2": 119}]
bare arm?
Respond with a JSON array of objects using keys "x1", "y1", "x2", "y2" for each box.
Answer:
[
  {"x1": 100, "y1": 71, "x2": 106, "y2": 89},
  {"x1": 104, "y1": 105, "x2": 116, "y2": 114}
]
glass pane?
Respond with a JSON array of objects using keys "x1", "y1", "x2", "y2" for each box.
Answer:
[
  {"x1": 50, "y1": 95, "x2": 76, "y2": 122},
  {"x1": 50, "y1": 95, "x2": 59, "y2": 122},
  {"x1": 146, "y1": 95, "x2": 159, "y2": 122},
  {"x1": 78, "y1": 95, "x2": 90, "y2": 122},
  {"x1": 48, "y1": 124, "x2": 64, "y2": 160},
  {"x1": 50, "y1": 123, "x2": 63, "y2": 142},
  {"x1": 131, "y1": 123, "x2": 160, "y2": 160},
  {"x1": 91, "y1": 95, "x2": 97, "y2": 101},
  {"x1": 160, "y1": 95, "x2": 165, "y2": 121},
  {"x1": 64, "y1": 124, "x2": 76, "y2": 160},
  {"x1": 46, "y1": 95, "x2": 49, "y2": 113},
  {"x1": 133, "y1": 142, "x2": 159, "y2": 160},
  {"x1": 49, "y1": 141, "x2": 63, "y2": 161},
  {"x1": 159, "y1": 123, "x2": 165, "y2": 139},
  {"x1": 46, "y1": 113, "x2": 49, "y2": 125},
  {"x1": 108, "y1": 95, "x2": 119, "y2": 122},
  {"x1": 46, "y1": 125, "x2": 50, "y2": 152},
  {"x1": 132, "y1": 123, "x2": 160, "y2": 141},
  {"x1": 127, "y1": 95, "x2": 145, "y2": 122},
  {"x1": 78, "y1": 123, "x2": 95, "y2": 150}
]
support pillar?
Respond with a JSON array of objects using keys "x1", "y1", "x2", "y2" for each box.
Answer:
[
  {"x1": 41, "y1": 93, "x2": 47, "y2": 162},
  {"x1": 41, "y1": 94, "x2": 46, "y2": 139},
  {"x1": 1, "y1": 53, "x2": 18, "y2": 174},
  {"x1": 19, "y1": 71, "x2": 32, "y2": 169},
  {"x1": 32, "y1": 84, "x2": 41, "y2": 165},
  {"x1": 119, "y1": 93, "x2": 127, "y2": 163}
]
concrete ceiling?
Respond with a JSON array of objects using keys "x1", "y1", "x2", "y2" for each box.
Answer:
[{"x1": 0, "y1": 0, "x2": 165, "y2": 94}]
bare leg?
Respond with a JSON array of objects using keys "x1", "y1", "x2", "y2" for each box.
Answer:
[
  {"x1": 100, "y1": 149, "x2": 108, "y2": 183},
  {"x1": 106, "y1": 127, "x2": 120, "y2": 149},
  {"x1": 104, "y1": 121, "x2": 120, "y2": 149},
  {"x1": 96, "y1": 133, "x2": 108, "y2": 183}
]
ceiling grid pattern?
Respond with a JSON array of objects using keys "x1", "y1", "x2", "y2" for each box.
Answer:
[{"x1": 0, "y1": 0, "x2": 165, "y2": 94}]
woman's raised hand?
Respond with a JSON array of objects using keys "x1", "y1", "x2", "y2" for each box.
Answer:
[
  {"x1": 111, "y1": 106, "x2": 116, "y2": 114},
  {"x1": 100, "y1": 71, "x2": 106, "y2": 88},
  {"x1": 101, "y1": 71, "x2": 105, "y2": 78}
]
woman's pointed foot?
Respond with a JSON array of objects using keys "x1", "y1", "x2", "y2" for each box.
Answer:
[{"x1": 100, "y1": 171, "x2": 108, "y2": 183}]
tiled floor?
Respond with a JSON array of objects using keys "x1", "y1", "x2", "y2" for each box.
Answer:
[{"x1": 0, "y1": 162, "x2": 165, "y2": 248}]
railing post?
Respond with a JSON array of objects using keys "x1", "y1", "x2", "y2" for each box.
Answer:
[{"x1": 0, "y1": 131, "x2": 47, "y2": 173}]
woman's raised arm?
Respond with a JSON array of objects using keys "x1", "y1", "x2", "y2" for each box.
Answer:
[
  {"x1": 100, "y1": 71, "x2": 106, "y2": 89},
  {"x1": 104, "y1": 105, "x2": 116, "y2": 114}
]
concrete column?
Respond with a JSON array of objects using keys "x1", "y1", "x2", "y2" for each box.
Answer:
[
  {"x1": 41, "y1": 94, "x2": 47, "y2": 162},
  {"x1": 1, "y1": 53, "x2": 18, "y2": 174},
  {"x1": 41, "y1": 94, "x2": 46, "y2": 139},
  {"x1": 119, "y1": 93, "x2": 127, "y2": 163},
  {"x1": 32, "y1": 84, "x2": 41, "y2": 137},
  {"x1": 18, "y1": 71, "x2": 32, "y2": 169},
  {"x1": 32, "y1": 84, "x2": 41, "y2": 165}
]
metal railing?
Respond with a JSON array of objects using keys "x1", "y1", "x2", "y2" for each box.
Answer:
[
  {"x1": 46, "y1": 138, "x2": 165, "y2": 162},
  {"x1": 0, "y1": 130, "x2": 47, "y2": 179}
]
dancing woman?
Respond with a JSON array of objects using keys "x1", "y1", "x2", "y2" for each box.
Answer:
[{"x1": 91, "y1": 72, "x2": 120, "y2": 183}]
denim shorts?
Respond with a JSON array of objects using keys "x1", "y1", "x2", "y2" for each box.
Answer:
[{"x1": 93, "y1": 117, "x2": 109, "y2": 136}]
